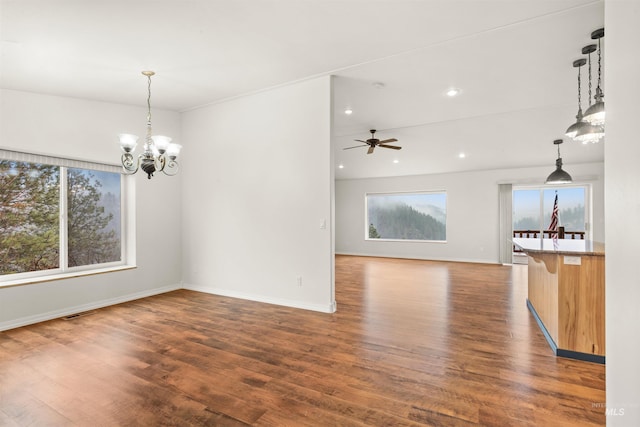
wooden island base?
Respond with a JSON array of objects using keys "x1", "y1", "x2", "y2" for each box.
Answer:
[{"x1": 514, "y1": 238, "x2": 605, "y2": 364}]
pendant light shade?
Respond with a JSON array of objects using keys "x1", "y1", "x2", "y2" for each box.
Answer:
[
  {"x1": 545, "y1": 139, "x2": 572, "y2": 184},
  {"x1": 583, "y1": 28, "x2": 605, "y2": 126},
  {"x1": 583, "y1": 99, "x2": 605, "y2": 126},
  {"x1": 575, "y1": 122, "x2": 605, "y2": 144}
]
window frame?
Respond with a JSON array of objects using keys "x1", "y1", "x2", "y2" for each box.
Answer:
[
  {"x1": 0, "y1": 150, "x2": 135, "y2": 287},
  {"x1": 365, "y1": 190, "x2": 447, "y2": 243},
  {"x1": 512, "y1": 183, "x2": 592, "y2": 239}
]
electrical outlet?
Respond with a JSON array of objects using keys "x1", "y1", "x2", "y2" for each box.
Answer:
[
  {"x1": 296, "y1": 276, "x2": 302, "y2": 286},
  {"x1": 564, "y1": 256, "x2": 582, "y2": 265}
]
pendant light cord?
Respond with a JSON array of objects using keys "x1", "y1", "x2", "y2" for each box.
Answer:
[
  {"x1": 587, "y1": 51, "x2": 592, "y2": 107},
  {"x1": 596, "y1": 38, "x2": 602, "y2": 94},
  {"x1": 577, "y1": 65, "x2": 582, "y2": 111}
]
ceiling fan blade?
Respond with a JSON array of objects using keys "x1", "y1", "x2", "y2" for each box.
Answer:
[
  {"x1": 379, "y1": 138, "x2": 398, "y2": 143},
  {"x1": 367, "y1": 146, "x2": 375, "y2": 154},
  {"x1": 354, "y1": 139, "x2": 367, "y2": 143},
  {"x1": 379, "y1": 144, "x2": 402, "y2": 150},
  {"x1": 343, "y1": 145, "x2": 368, "y2": 150}
]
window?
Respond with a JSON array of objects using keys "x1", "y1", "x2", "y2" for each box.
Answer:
[
  {"x1": 1, "y1": 150, "x2": 129, "y2": 285},
  {"x1": 513, "y1": 186, "x2": 588, "y2": 235},
  {"x1": 366, "y1": 191, "x2": 446, "y2": 241},
  {"x1": 67, "y1": 168, "x2": 122, "y2": 267},
  {"x1": 0, "y1": 162, "x2": 60, "y2": 273}
]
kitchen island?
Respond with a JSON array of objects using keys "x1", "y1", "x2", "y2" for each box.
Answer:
[{"x1": 512, "y1": 238, "x2": 605, "y2": 364}]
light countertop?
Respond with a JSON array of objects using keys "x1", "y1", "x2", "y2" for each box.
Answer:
[{"x1": 512, "y1": 238, "x2": 605, "y2": 256}]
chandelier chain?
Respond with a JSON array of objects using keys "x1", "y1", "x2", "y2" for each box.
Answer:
[{"x1": 146, "y1": 74, "x2": 152, "y2": 129}]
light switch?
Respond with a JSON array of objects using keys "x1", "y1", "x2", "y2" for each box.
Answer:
[{"x1": 320, "y1": 219, "x2": 326, "y2": 229}]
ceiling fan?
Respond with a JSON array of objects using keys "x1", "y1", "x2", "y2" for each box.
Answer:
[{"x1": 343, "y1": 129, "x2": 401, "y2": 154}]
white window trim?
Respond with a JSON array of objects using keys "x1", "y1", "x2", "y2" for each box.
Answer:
[{"x1": 365, "y1": 190, "x2": 448, "y2": 243}]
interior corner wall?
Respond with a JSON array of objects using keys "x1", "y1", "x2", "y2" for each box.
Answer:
[
  {"x1": 0, "y1": 89, "x2": 183, "y2": 330},
  {"x1": 335, "y1": 162, "x2": 604, "y2": 264},
  {"x1": 180, "y1": 76, "x2": 335, "y2": 313},
  {"x1": 605, "y1": 1, "x2": 640, "y2": 424}
]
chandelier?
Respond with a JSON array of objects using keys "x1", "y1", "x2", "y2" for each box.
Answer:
[{"x1": 119, "y1": 71, "x2": 182, "y2": 179}]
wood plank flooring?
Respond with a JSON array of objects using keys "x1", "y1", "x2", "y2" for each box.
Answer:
[{"x1": 0, "y1": 256, "x2": 605, "y2": 426}]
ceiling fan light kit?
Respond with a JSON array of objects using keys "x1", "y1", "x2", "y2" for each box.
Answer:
[{"x1": 343, "y1": 129, "x2": 401, "y2": 154}]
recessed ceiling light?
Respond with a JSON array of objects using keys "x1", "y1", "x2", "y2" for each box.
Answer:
[
  {"x1": 446, "y1": 88, "x2": 461, "y2": 97},
  {"x1": 458, "y1": 152, "x2": 466, "y2": 158},
  {"x1": 372, "y1": 82, "x2": 385, "y2": 89},
  {"x1": 393, "y1": 159, "x2": 399, "y2": 164},
  {"x1": 344, "y1": 108, "x2": 353, "y2": 115},
  {"x1": 338, "y1": 164, "x2": 344, "y2": 169}
]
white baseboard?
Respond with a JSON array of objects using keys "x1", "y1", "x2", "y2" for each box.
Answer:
[
  {"x1": 182, "y1": 283, "x2": 336, "y2": 314},
  {"x1": 0, "y1": 284, "x2": 181, "y2": 332}
]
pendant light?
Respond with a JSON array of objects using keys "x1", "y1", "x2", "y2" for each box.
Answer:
[
  {"x1": 565, "y1": 58, "x2": 587, "y2": 139},
  {"x1": 545, "y1": 139, "x2": 572, "y2": 184},
  {"x1": 575, "y1": 44, "x2": 604, "y2": 144},
  {"x1": 583, "y1": 28, "x2": 605, "y2": 126}
]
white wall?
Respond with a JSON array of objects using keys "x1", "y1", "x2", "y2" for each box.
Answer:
[
  {"x1": 605, "y1": 1, "x2": 640, "y2": 424},
  {"x1": 180, "y1": 76, "x2": 335, "y2": 312},
  {"x1": 336, "y1": 162, "x2": 604, "y2": 264},
  {"x1": 0, "y1": 89, "x2": 183, "y2": 330}
]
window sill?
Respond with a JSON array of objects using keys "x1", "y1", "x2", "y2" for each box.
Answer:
[
  {"x1": 0, "y1": 265, "x2": 137, "y2": 289},
  {"x1": 365, "y1": 238, "x2": 447, "y2": 243}
]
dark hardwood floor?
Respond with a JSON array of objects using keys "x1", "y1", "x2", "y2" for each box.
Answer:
[{"x1": 0, "y1": 256, "x2": 605, "y2": 426}]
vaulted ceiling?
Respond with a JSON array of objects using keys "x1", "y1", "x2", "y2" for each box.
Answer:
[{"x1": 1, "y1": 0, "x2": 604, "y2": 179}]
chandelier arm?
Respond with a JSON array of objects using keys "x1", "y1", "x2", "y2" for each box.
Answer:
[
  {"x1": 157, "y1": 155, "x2": 166, "y2": 172},
  {"x1": 121, "y1": 152, "x2": 139, "y2": 174},
  {"x1": 162, "y1": 158, "x2": 179, "y2": 176}
]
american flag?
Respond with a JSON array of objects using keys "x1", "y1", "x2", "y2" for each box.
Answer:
[{"x1": 548, "y1": 192, "x2": 559, "y2": 238}]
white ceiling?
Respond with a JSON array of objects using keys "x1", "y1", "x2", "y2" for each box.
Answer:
[{"x1": 1, "y1": 0, "x2": 604, "y2": 180}]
